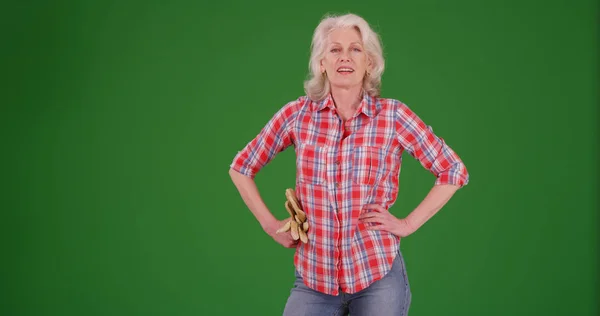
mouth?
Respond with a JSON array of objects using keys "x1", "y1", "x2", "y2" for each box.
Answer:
[{"x1": 337, "y1": 67, "x2": 355, "y2": 74}]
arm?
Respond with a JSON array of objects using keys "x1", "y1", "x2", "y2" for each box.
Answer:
[
  {"x1": 397, "y1": 101, "x2": 469, "y2": 233},
  {"x1": 228, "y1": 99, "x2": 300, "y2": 246},
  {"x1": 229, "y1": 168, "x2": 279, "y2": 234},
  {"x1": 404, "y1": 184, "x2": 460, "y2": 232},
  {"x1": 360, "y1": 102, "x2": 469, "y2": 236},
  {"x1": 362, "y1": 184, "x2": 460, "y2": 237}
]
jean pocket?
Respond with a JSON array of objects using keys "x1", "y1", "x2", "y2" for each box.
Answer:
[
  {"x1": 396, "y1": 250, "x2": 410, "y2": 289},
  {"x1": 297, "y1": 144, "x2": 327, "y2": 185}
]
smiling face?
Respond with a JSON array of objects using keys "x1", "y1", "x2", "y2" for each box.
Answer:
[{"x1": 320, "y1": 27, "x2": 371, "y2": 91}]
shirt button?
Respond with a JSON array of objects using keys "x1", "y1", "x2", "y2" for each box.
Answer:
[{"x1": 336, "y1": 183, "x2": 341, "y2": 188}]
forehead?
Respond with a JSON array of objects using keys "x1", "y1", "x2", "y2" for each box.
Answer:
[{"x1": 327, "y1": 27, "x2": 363, "y2": 45}]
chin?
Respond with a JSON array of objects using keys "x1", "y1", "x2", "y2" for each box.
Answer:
[
  {"x1": 330, "y1": 79, "x2": 362, "y2": 89},
  {"x1": 331, "y1": 74, "x2": 360, "y2": 84}
]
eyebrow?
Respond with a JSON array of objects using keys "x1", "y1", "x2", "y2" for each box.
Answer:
[{"x1": 330, "y1": 41, "x2": 363, "y2": 46}]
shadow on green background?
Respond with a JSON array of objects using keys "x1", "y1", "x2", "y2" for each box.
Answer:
[{"x1": 2, "y1": 0, "x2": 597, "y2": 315}]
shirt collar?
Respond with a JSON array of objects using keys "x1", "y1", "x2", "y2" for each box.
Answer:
[{"x1": 314, "y1": 91, "x2": 376, "y2": 118}]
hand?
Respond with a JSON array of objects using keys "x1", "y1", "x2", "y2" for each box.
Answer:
[
  {"x1": 264, "y1": 217, "x2": 298, "y2": 248},
  {"x1": 358, "y1": 204, "x2": 416, "y2": 238}
]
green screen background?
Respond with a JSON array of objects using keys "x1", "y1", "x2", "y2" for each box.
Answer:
[{"x1": 2, "y1": 0, "x2": 597, "y2": 315}]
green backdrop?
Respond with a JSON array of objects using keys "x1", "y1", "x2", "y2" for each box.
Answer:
[{"x1": 2, "y1": 0, "x2": 597, "y2": 315}]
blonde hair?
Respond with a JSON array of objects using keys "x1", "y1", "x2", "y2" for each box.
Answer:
[{"x1": 303, "y1": 13, "x2": 385, "y2": 101}]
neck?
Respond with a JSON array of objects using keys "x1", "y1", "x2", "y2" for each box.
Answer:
[{"x1": 330, "y1": 84, "x2": 363, "y2": 113}]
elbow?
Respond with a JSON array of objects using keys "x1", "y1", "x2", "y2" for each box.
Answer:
[
  {"x1": 229, "y1": 168, "x2": 243, "y2": 189},
  {"x1": 229, "y1": 168, "x2": 242, "y2": 182},
  {"x1": 229, "y1": 167, "x2": 254, "y2": 182},
  {"x1": 458, "y1": 161, "x2": 469, "y2": 186},
  {"x1": 435, "y1": 161, "x2": 469, "y2": 188}
]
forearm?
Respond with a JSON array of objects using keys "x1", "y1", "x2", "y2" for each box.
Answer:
[
  {"x1": 405, "y1": 184, "x2": 460, "y2": 232},
  {"x1": 228, "y1": 168, "x2": 278, "y2": 233}
]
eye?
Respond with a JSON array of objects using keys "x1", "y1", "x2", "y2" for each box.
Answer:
[
  {"x1": 352, "y1": 47, "x2": 362, "y2": 52},
  {"x1": 330, "y1": 48, "x2": 340, "y2": 53}
]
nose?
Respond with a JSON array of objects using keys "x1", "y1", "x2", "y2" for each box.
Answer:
[
  {"x1": 339, "y1": 50, "x2": 351, "y2": 62},
  {"x1": 340, "y1": 56, "x2": 350, "y2": 62}
]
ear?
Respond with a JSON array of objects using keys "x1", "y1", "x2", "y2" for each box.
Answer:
[{"x1": 320, "y1": 60, "x2": 325, "y2": 73}]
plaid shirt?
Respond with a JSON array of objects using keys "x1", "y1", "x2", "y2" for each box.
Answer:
[{"x1": 230, "y1": 93, "x2": 469, "y2": 295}]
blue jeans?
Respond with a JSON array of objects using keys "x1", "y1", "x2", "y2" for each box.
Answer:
[{"x1": 282, "y1": 250, "x2": 412, "y2": 316}]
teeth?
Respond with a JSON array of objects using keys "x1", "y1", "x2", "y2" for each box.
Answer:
[{"x1": 338, "y1": 68, "x2": 354, "y2": 72}]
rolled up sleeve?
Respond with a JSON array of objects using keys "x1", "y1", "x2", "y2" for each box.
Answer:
[
  {"x1": 230, "y1": 99, "x2": 300, "y2": 179},
  {"x1": 395, "y1": 101, "x2": 469, "y2": 187}
]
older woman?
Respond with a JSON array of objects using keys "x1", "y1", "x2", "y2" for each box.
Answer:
[{"x1": 229, "y1": 13, "x2": 469, "y2": 316}]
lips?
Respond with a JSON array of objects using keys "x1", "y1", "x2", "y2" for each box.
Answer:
[{"x1": 337, "y1": 66, "x2": 354, "y2": 73}]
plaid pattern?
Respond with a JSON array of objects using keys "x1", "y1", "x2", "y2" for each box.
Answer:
[{"x1": 230, "y1": 93, "x2": 469, "y2": 295}]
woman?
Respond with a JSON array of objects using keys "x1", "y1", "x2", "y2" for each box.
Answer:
[{"x1": 229, "y1": 13, "x2": 469, "y2": 315}]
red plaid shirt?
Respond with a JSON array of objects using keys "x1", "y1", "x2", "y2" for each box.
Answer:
[{"x1": 230, "y1": 93, "x2": 469, "y2": 295}]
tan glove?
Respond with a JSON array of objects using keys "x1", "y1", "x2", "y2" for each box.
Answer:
[{"x1": 276, "y1": 188, "x2": 309, "y2": 243}]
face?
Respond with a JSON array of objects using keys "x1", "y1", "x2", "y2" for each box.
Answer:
[{"x1": 320, "y1": 27, "x2": 371, "y2": 90}]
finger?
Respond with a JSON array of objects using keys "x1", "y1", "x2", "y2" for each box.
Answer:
[
  {"x1": 359, "y1": 217, "x2": 383, "y2": 224},
  {"x1": 285, "y1": 238, "x2": 297, "y2": 247},
  {"x1": 359, "y1": 212, "x2": 381, "y2": 219},
  {"x1": 363, "y1": 204, "x2": 387, "y2": 213},
  {"x1": 366, "y1": 223, "x2": 387, "y2": 231}
]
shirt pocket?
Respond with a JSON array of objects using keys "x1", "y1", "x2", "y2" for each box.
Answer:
[
  {"x1": 297, "y1": 143, "x2": 327, "y2": 185},
  {"x1": 352, "y1": 146, "x2": 384, "y2": 185}
]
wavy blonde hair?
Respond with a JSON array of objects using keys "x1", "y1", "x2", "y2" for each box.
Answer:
[{"x1": 303, "y1": 13, "x2": 385, "y2": 101}]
